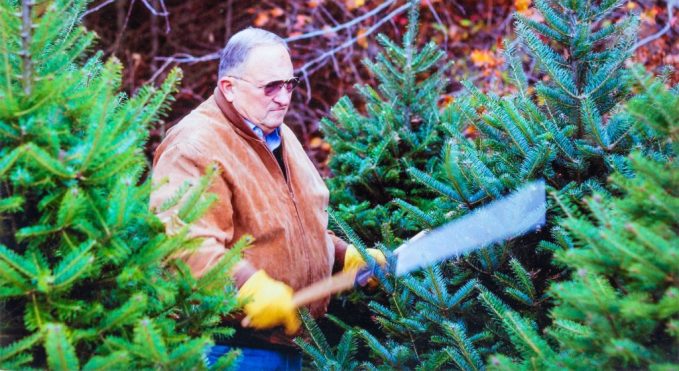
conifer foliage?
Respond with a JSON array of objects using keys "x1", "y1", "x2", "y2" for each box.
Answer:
[
  {"x1": 0, "y1": 1, "x2": 241, "y2": 369},
  {"x1": 322, "y1": 0, "x2": 449, "y2": 244},
  {"x1": 315, "y1": 0, "x2": 673, "y2": 369},
  {"x1": 490, "y1": 66, "x2": 678, "y2": 369}
]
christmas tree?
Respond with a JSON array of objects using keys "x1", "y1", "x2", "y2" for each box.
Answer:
[
  {"x1": 322, "y1": 0, "x2": 449, "y2": 244},
  {"x1": 312, "y1": 0, "x2": 668, "y2": 369},
  {"x1": 0, "y1": 1, "x2": 242, "y2": 368},
  {"x1": 489, "y1": 65, "x2": 678, "y2": 369}
]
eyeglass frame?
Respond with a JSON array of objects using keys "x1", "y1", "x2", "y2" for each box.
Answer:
[{"x1": 227, "y1": 75, "x2": 300, "y2": 96}]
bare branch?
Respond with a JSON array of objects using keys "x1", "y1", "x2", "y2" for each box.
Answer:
[
  {"x1": 111, "y1": 0, "x2": 136, "y2": 55},
  {"x1": 154, "y1": 0, "x2": 406, "y2": 65},
  {"x1": 141, "y1": 0, "x2": 171, "y2": 33},
  {"x1": 81, "y1": 0, "x2": 116, "y2": 18},
  {"x1": 284, "y1": 0, "x2": 397, "y2": 43},
  {"x1": 225, "y1": 0, "x2": 233, "y2": 40},
  {"x1": 423, "y1": 0, "x2": 448, "y2": 48},
  {"x1": 151, "y1": 1, "x2": 412, "y2": 95},
  {"x1": 141, "y1": 0, "x2": 169, "y2": 16},
  {"x1": 296, "y1": 2, "x2": 412, "y2": 77},
  {"x1": 631, "y1": 0, "x2": 677, "y2": 52},
  {"x1": 158, "y1": 0, "x2": 171, "y2": 33},
  {"x1": 155, "y1": 51, "x2": 221, "y2": 64},
  {"x1": 147, "y1": 58, "x2": 175, "y2": 84}
]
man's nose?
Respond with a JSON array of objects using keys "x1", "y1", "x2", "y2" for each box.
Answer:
[{"x1": 272, "y1": 87, "x2": 291, "y2": 106}]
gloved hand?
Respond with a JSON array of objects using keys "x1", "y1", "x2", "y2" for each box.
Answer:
[
  {"x1": 342, "y1": 245, "x2": 387, "y2": 287},
  {"x1": 237, "y1": 270, "x2": 300, "y2": 335}
]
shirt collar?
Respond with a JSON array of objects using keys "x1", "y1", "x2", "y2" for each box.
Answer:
[{"x1": 244, "y1": 119, "x2": 282, "y2": 152}]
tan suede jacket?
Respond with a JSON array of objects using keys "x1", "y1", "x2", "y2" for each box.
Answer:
[{"x1": 150, "y1": 90, "x2": 346, "y2": 345}]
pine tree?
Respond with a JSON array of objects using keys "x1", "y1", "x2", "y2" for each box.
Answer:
[
  {"x1": 293, "y1": 311, "x2": 360, "y2": 370},
  {"x1": 322, "y1": 0, "x2": 449, "y2": 243},
  {"x1": 382, "y1": 0, "x2": 655, "y2": 363},
  {"x1": 399, "y1": 0, "x2": 652, "y2": 339},
  {"x1": 311, "y1": 0, "x2": 668, "y2": 369},
  {"x1": 488, "y1": 65, "x2": 678, "y2": 369},
  {"x1": 0, "y1": 1, "x2": 242, "y2": 368}
]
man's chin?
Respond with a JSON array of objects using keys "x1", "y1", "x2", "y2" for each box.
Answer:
[
  {"x1": 261, "y1": 121, "x2": 283, "y2": 134},
  {"x1": 264, "y1": 115, "x2": 287, "y2": 128}
]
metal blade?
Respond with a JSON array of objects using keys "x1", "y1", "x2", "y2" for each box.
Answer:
[{"x1": 394, "y1": 180, "x2": 546, "y2": 276}]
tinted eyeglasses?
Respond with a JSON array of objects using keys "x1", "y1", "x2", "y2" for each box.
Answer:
[{"x1": 229, "y1": 75, "x2": 300, "y2": 96}]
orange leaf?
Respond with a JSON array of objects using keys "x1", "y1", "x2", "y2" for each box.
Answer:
[
  {"x1": 357, "y1": 28, "x2": 369, "y2": 49},
  {"x1": 641, "y1": 6, "x2": 659, "y2": 25},
  {"x1": 271, "y1": 7, "x2": 284, "y2": 17},
  {"x1": 310, "y1": 137, "x2": 323, "y2": 149},
  {"x1": 293, "y1": 14, "x2": 310, "y2": 30},
  {"x1": 515, "y1": 0, "x2": 531, "y2": 13},
  {"x1": 254, "y1": 12, "x2": 269, "y2": 27},
  {"x1": 470, "y1": 49, "x2": 499, "y2": 67},
  {"x1": 462, "y1": 125, "x2": 479, "y2": 139},
  {"x1": 346, "y1": 0, "x2": 365, "y2": 10},
  {"x1": 438, "y1": 95, "x2": 454, "y2": 108}
]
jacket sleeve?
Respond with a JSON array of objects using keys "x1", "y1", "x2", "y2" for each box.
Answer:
[{"x1": 150, "y1": 141, "x2": 234, "y2": 278}]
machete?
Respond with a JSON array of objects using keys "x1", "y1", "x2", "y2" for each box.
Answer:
[{"x1": 292, "y1": 180, "x2": 546, "y2": 308}]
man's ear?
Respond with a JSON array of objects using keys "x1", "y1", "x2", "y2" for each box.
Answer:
[{"x1": 218, "y1": 77, "x2": 235, "y2": 102}]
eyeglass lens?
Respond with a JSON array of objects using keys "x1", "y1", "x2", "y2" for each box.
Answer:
[{"x1": 263, "y1": 77, "x2": 300, "y2": 96}]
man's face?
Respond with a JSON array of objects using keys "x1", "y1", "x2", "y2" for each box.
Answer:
[{"x1": 219, "y1": 44, "x2": 295, "y2": 135}]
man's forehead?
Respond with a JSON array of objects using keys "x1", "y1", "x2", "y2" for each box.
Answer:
[{"x1": 240, "y1": 44, "x2": 293, "y2": 81}]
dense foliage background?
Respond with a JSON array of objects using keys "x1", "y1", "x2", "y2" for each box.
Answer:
[
  {"x1": 0, "y1": 1, "x2": 244, "y2": 368},
  {"x1": 80, "y1": 0, "x2": 677, "y2": 172},
  {"x1": 1, "y1": 0, "x2": 676, "y2": 369}
]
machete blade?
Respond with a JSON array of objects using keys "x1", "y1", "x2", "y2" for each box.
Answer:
[{"x1": 394, "y1": 180, "x2": 546, "y2": 276}]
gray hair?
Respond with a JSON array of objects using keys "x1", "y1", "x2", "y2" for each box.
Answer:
[{"x1": 218, "y1": 28, "x2": 288, "y2": 78}]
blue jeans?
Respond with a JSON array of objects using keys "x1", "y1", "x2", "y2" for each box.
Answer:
[{"x1": 205, "y1": 345, "x2": 302, "y2": 371}]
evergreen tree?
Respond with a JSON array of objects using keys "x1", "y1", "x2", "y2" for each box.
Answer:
[
  {"x1": 400, "y1": 0, "x2": 652, "y2": 353},
  {"x1": 489, "y1": 65, "x2": 678, "y2": 369},
  {"x1": 293, "y1": 311, "x2": 360, "y2": 371},
  {"x1": 312, "y1": 0, "x2": 667, "y2": 369},
  {"x1": 0, "y1": 1, "x2": 242, "y2": 368},
  {"x1": 322, "y1": 0, "x2": 449, "y2": 243}
]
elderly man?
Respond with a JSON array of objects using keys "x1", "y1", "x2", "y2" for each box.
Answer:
[{"x1": 150, "y1": 28, "x2": 384, "y2": 369}]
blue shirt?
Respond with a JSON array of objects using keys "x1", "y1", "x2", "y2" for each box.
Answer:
[{"x1": 245, "y1": 120, "x2": 281, "y2": 152}]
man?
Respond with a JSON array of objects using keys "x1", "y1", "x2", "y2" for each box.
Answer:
[{"x1": 150, "y1": 28, "x2": 385, "y2": 369}]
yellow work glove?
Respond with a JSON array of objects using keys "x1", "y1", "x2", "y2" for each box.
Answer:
[
  {"x1": 237, "y1": 270, "x2": 300, "y2": 335},
  {"x1": 342, "y1": 244, "x2": 387, "y2": 287}
]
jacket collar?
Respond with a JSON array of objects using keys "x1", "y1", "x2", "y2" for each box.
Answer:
[{"x1": 213, "y1": 87, "x2": 260, "y2": 140}]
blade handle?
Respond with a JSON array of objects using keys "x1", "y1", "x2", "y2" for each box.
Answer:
[{"x1": 292, "y1": 270, "x2": 355, "y2": 309}]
